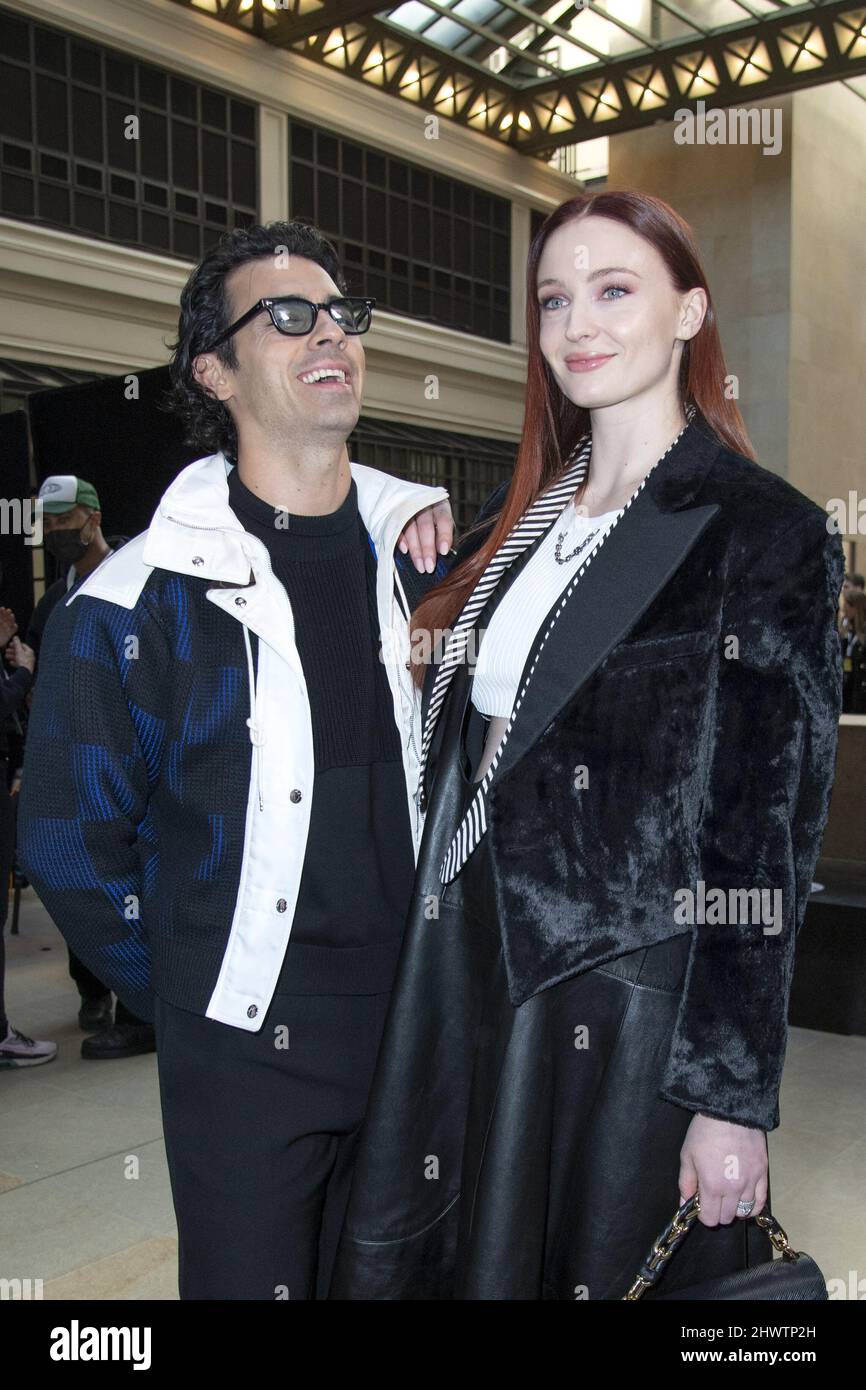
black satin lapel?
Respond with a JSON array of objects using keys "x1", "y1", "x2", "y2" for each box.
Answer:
[{"x1": 493, "y1": 489, "x2": 721, "y2": 783}]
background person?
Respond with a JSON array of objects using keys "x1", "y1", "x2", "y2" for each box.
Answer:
[{"x1": 24, "y1": 477, "x2": 151, "y2": 1058}]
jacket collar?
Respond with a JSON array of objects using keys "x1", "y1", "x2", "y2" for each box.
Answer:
[
  {"x1": 641, "y1": 409, "x2": 725, "y2": 512},
  {"x1": 66, "y1": 452, "x2": 449, "y2": 678},
  {"x1": 142, "y1": 451, "x2": 448, "y2": 583}
]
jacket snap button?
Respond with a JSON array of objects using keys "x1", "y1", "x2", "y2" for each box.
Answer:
[
  {"x1": 276, "y1": 898, "x2": 287, "y2": 912},
  {"x1": 235, "y1": 596, "x2": 247, "y2": 607},
  {"x1": 290, "y1": 788, "x2": 303, "y2": 803},
  {"x1": 247, "y1": 1004, "x2": 258, "y2": 1018},
  {"x1": 192, "y1": 556, "x2": 204, "y2": 566}
]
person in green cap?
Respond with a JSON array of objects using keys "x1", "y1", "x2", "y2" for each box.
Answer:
[{"x1": 26, "y1": 476, "x2": 112, "y2": 654}]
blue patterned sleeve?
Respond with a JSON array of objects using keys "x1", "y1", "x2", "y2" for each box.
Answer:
[{"x1": 17, "y1": 590, "x2": 167, "y2": 1023}]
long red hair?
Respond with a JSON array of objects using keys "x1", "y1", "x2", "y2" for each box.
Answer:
[{"x1": 410, "y1": 188, "x2": 754, "y2": 689}]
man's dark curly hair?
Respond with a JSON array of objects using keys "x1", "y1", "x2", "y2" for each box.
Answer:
[{"x1": 165, "y1": 221, "x2": 347, "y2": 463}]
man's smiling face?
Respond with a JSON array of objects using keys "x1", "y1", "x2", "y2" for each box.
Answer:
[{"x1": 194, "y1": 254, "x2": 367, "y2": 447}]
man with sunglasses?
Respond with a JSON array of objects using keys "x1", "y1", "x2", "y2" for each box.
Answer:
[{"x1": 18, "y1": 221, "x2": 455, "y2": 1299}]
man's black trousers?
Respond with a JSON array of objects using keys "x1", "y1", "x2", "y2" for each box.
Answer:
[{"x1": 154, "y1": 985, "x2": 391, "y2": 1300}]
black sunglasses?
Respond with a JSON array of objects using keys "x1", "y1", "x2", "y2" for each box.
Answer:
[{"x1": 203, "y1": 296, "x2": 377, "y2": 352}]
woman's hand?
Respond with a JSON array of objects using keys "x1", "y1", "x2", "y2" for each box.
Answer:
[
  {"x1": 679, "y1": 1112, "x2": 768, "y2": 1227},
  {"x1": 397, "y1": 499, "x2": 454, "y2": 573}
]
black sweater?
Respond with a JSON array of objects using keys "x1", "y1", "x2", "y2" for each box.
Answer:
[{"x1": 226, "y1": 465, "x2": 416, "y2": 995}]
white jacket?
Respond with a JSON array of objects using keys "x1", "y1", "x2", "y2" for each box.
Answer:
[{"x1": 55, "y1": 451, "x2": 449, "y2": 1029}]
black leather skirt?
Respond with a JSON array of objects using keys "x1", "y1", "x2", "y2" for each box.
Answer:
[{"x1": 331, "y1": 687, "x2": 772, "y2": 1300}]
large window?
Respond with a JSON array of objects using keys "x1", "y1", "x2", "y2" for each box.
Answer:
[
  {"x1": 349, "y1": 417, "x2": 515, "y2": 533},
  {"x1": 0, "y1": 5, "x2": 257, "y2": 260},
  {"x1": 290, "y1": 121, "x2": 511, "y2": 343}
]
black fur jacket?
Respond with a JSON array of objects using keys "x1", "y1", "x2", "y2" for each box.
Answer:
[{"x1": 421, "y1": 411, "x2": 844, "y2": 1131}]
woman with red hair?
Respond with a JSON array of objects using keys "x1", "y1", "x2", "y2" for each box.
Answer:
[{"x1": 330, "y1": 190, "x2": 844, "y2": 1300}]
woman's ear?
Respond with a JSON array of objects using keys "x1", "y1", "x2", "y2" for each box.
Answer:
[{"x1": 678, "y1": 288, "x2": 708, "y2": 342}]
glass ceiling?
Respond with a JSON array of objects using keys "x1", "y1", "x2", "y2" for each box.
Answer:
[
  {"x1": 179, "y1": 1, "x2": 866, "y2": 150},
  {"x1": 381, "y1": 0, "x2": 805, "y2": 80}
]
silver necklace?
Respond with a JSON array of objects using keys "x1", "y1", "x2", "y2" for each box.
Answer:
[
  {"x1": 554, "y1": 406, "x2": 696, "y2": 566},
  {"x1": 554, "y1": 516, "x2": 601, "y2": 565}
]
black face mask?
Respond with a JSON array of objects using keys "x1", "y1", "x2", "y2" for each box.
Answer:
[{"x1": 44, "y1": 523, "x2": 91, "y2": 566}]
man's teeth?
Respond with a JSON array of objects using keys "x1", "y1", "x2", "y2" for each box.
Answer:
[{"x1": 299, "y1": 368, "x2": 347, "y2": 384}]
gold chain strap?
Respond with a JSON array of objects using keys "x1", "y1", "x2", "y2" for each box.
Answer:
[{"x1": 623, "y1": 1193, "x2": 801, "y2": 1300}]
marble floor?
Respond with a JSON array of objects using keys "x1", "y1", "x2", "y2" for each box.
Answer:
[{"x1": 2, "y1": 888, "x2": 865, "y2": 1300}]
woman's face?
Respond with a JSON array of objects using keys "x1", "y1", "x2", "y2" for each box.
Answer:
[{"x1": 536, "y1": 214, "x2": 706, "y2": 413}]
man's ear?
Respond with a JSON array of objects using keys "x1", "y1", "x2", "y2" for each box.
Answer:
[{"x1": 193, "y1": 351, "x2": 233, "y2": 402}]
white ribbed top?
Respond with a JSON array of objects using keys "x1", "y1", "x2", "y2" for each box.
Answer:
[{"x1": 471, "y1": 498, "x2": 621, "y2": 717}]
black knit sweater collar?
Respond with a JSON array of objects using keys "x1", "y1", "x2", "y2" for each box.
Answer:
[{"x1": 227, "y1": 464, "x2": 361, "y2": 558}]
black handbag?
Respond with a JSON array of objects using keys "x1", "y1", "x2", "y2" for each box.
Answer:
[{"x1": 623, "y1": 1193, "x2": 828, "y2": 1300}]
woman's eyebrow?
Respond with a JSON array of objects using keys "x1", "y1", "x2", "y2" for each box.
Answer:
[{"x1": 537, "y1": 266, "x2": 642, "y2": 290}]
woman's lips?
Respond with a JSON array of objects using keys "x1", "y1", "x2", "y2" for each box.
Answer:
[{"x1": 565, "y1": 355, "x2": 614, "y2": 373}]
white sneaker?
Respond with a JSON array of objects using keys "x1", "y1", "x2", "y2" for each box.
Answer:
[{"x1": 0, "y1": 1026, "x2": 58, "y2": 1067}]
